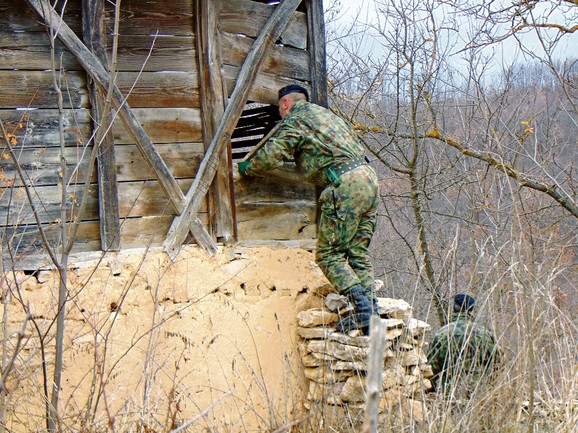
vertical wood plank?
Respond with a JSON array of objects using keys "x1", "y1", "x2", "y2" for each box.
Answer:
[
  {"x1": 306, "y1": 0, "x2": 327, "y2": 229},
  {"x1": 306, "y1": 0, "x2": 328, "y2": 107},
  {"x1": 82, "y1": 0, "x2": 121, "y2": 251},
  {"x1": 195, "y1": 0, "x2": 235, "y2": 244}
]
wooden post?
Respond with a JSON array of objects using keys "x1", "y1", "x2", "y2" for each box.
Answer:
[
  {"x1": 306, "y1": 0, "x2": 328, "y2": 107},
  {"x1": 25, "y1": 0, "x2": 217, "y2": 255},
  {"x1": 82, "y1": 0, "x2": 121, "y2": 251},
  {"x1": 163, "y1": 0, "x2": 303, "y2": 259},
  {"x1": 307, "y1": 0, "x2": 328, "y2": 225},
  {"x1": 195, "y1": 0, "x2": 235, "y2": 244},
  {"x1": 363, "y1": 316, "x2": 386, "y2": 433}
]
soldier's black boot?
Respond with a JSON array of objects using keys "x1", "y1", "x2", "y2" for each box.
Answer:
[
  {"x1": 335, "y1": 285, "x2": 374, "y2": 335},
  {"x1": 370, "y1": 296, "x2": 380, "y2": 316}
]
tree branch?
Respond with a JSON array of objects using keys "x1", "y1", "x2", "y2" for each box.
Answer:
[
  {"x1": 512, "y1": 22, "x2": 578, "y2": 34},
  {"x1": 424, "y1": 129, "x2": 578, "y2": 219}
]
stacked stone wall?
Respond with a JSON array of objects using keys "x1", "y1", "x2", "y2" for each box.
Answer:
[{"x1": 296, "y1": 295, "x2": 433, "y2": 430}]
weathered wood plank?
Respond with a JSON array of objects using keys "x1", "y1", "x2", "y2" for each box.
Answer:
[
  {"x1": 1, "y1": 202, "x2": 309, "y2": 259},
  {"x1": 115, "y1": 180, "x2": 204, "y2": 218},
  {"x1": 0, "y1": 31, "x2": 198, "y2": 73},
  {"x1": 105, "y1": 0, "x2": 194, "y2": 36},
  {"x1": 306, "y1": 0, "x2": 328, "y2": 107},
  {"x1": 114, "y1": 143, "x2": 205, "y2": 181},
  {"x1": 115, "y1": 72, "x2": 200, "y2": 108},
  {"x1": 0, "y1": 108, "x2": 204, "y2": 149},
  {"x1": 24, "y1": 0, "x2": 189, "y2": 217},
  {"x1": 236, "y1": 202, "x2": 317, "y2": 240},
  {"x1": 0, "y1": 71, "x2": 90, "y2": 109},
  {"x1": 112, "y1": 108, "x2": 204, "y2": 144},
  {"x1": 223, "y1": 64, "x2": 309, "y2": 105},
  {"x1": 84, "y1": 0, "x2": 120, "y2": 251},
  {"x1": 1, "y1": 146, "x2": 94, "y2": 187},
  {"x1": 0, "y1": 179, "x2": 208, "y2": 226},
  {"x1": 0, "y1": 30, "x2": 81, "y2": 70},
  {"x1": 233, "y1": 165, "x2": 317, "y2": 241},
  {"x1": 0, "y1": 0, "x2": 82, "y2": 33},
  {"x1": 0, "y1": 183, "x2": 94, "y2": 226},
  {"x1": 195, "y1": 0, "x2": 233, "y2": 243},
  {"x1": 164, "y1": 0, "x2": 303, "y2": 258},
  {"x1": 3, "y1": 221, "x2": 102, "y2": 267},
  {"x1": 110, "y1": 35, "x2": 197, "y2": 72},
  {"x1": 221, "y1": 32, "x2": 309, "y2": 81},
  {"x1": 220, "y1": 0, "x2": 307, "y2": 50},
  {"x1": 0, "y1": 108, "x2": 93, "y2": 149},
  {"x1": 2, "y1": 214, "x2": 211, "y2": 269},
  {"x1": 119, "y1": 215, "x2": 207, "y2": 249},
  {"x1": 1, "y1": 142, "x2": 205, "y2": 187},
  {"x1": 235, "y1": 165, "x2": 316, "y2": 199}
]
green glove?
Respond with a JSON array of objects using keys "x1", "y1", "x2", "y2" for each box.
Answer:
[{"x1": 237, "y1": 160, "x2": 250, "y2": 177}]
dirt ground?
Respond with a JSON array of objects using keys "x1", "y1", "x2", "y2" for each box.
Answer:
[{"x1": 3, "y1": 245, "x2": 334, "y2": 432}]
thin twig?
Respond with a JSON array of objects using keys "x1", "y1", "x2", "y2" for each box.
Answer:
[
  {"x1": 168, "y1": 389, "x2": 233, "y2": 433},
  {"x1": 0, "y1": 309, "x2": 32, "y2": 394},
  {"x1": 270, "y1": 418, "x2": 305, "y2": 433}
]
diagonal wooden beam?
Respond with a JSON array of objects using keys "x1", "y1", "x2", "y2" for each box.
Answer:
[
  {"x1": 25, "y1": 0, "x2": 217, "y2": 255},
  {"x1": 163, "y1": 0, "x2": 303, "y2": 259}
]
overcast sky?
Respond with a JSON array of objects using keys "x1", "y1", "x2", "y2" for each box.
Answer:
[{"x1": 324, "y1": 0, "x2": 578, "y2": 65}]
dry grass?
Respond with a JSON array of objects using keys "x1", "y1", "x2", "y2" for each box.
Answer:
[{"x1": 0, "y1": 247, "x2": 577, "y2": 433}]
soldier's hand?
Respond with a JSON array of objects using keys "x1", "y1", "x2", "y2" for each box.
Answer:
[{"x1": 237, "y1": 161, "x2": 250, "y2": 177}]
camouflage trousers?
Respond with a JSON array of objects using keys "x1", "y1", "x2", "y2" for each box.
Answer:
[{"x1": 315, "y1": 164, "x2": 379, "y2": 299}]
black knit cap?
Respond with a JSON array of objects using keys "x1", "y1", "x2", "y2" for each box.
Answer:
[
  {"x1": 454, "y1": 294, "x2": 476, "y2": 312},
  {"x1": 278, "y1": 84, "x2": 309, "y2": 101}
]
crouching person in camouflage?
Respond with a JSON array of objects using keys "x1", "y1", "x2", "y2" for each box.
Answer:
[
  {"x1": 237, "y1": 84, "x2": 380, "y2": 335},
  {"x1": 427, "y1": 294, "x2": 503, "y2": 397}
]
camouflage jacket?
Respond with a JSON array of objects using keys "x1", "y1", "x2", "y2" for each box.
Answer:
[
  {"x1": 244, "y1": 100, "x2": 365, "y2": 186},
  {"x1": 427, "y1": 312, "x2": 502, "y2": 392}
]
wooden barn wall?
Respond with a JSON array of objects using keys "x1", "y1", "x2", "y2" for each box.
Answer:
[
  {"x1": 1, "y1": 0, "x2": 207, "y2": 269},
  {"x1": 0, "y1": 0, "x2": 322, "y2": 269}
]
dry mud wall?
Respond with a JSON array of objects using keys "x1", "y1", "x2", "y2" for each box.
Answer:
[{"x1": 1, "y1": 245, "x2": 432, "y2": 432}]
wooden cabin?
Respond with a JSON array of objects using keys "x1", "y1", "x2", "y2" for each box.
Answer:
[{"x1": 0, "y1": 0, "x2": 326, "y2": 270}]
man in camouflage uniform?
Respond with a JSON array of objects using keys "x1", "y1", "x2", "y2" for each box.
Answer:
[
  {"x1": 427, "y1": 294, "x2": 502, "y2": 396},
  {"x1": 238, "y1": 84, "x2": 379, "y2": 335}
]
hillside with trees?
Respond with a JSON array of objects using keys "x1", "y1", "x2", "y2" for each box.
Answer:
[{"x1": 326, "y1": 0, "x2": 577, "y2": 430}]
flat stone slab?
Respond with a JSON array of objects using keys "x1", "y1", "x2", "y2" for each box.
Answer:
[
  {"x1": 297, "y1": 308, "x2": 339, "y2": 327},
  {"x1": 308, "y1": 340, "x2": 370, "y2": 362}
]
